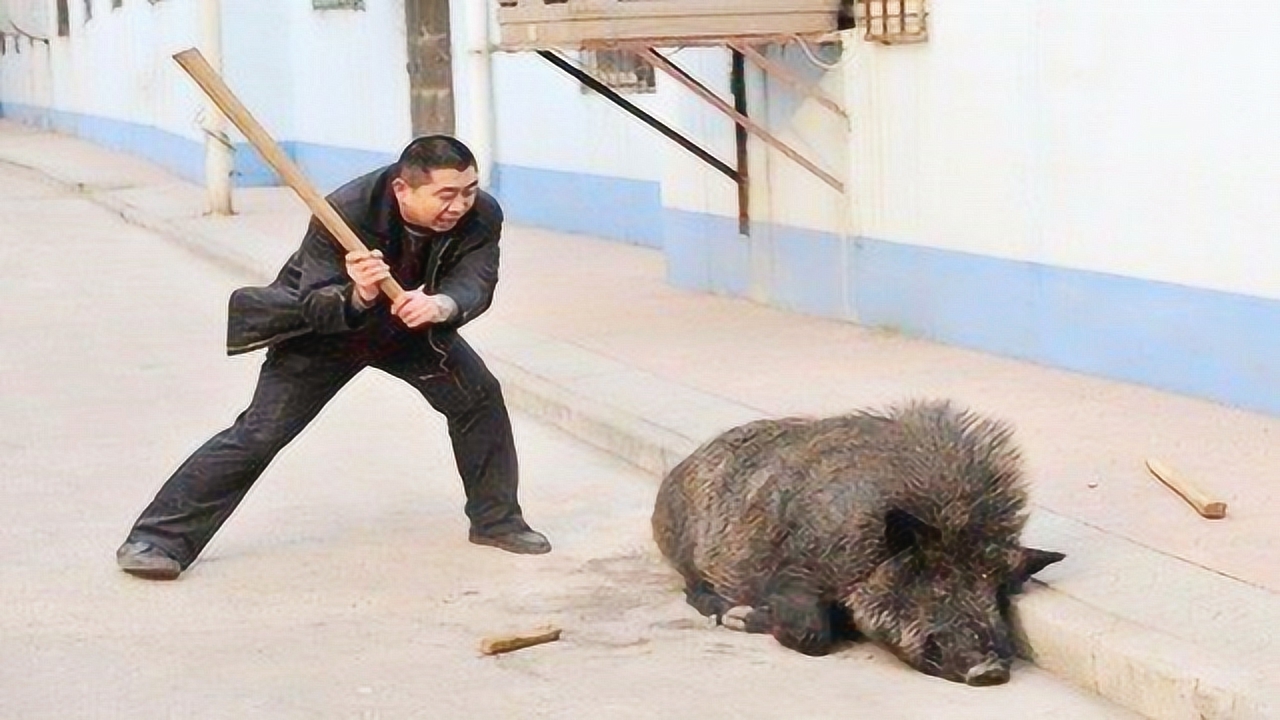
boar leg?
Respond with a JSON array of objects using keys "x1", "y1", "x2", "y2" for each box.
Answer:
[
  {"x1": 726, "y1": 601, "x2": 858, "y2": 640},
  {"x1": 683, "y1": 578, "x2": 735, "y2": 622},
  {"x1": 763, "y1": 575, "x2": 838, "y2": 656}
]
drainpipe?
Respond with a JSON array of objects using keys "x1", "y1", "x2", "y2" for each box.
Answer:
[
  {"x1": 460, "y1": 0, "x2": 496, "y2": 188},
  {"x1": 200, "y1": 0, "x2": 234, "y2": 215}
]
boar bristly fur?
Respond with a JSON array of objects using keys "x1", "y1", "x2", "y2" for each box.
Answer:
[{"x1": 652, "y1": 399, "x2": 1065, "y2": 686}]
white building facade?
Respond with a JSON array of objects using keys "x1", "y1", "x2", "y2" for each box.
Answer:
[{"x1": 2, "y1": 1, "x2": 1277, "y2": 417}]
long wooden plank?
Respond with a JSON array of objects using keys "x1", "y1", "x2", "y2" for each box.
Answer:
[{"x1": 172, "y1": 48, "x2": 406, "y2": 301}]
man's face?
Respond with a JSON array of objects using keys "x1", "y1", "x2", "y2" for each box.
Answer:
[{"x1": 392, "y1": 165, "x2": 479, "y2": 232}]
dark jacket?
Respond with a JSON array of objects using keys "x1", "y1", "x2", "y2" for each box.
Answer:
[{"x1": 225, "y1": 165, "x2": 504, "y2": 355}]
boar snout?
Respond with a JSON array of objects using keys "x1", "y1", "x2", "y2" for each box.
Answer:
[{"x1": 964, "y1": 655, "x2": 1011, "y2": 686}]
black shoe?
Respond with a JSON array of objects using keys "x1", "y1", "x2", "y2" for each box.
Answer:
[
  {"x1": 469, "y1": 527, "x2": 552, "y2": 555},
  {"x1": 116, "y1": 541, "x2": 182, "y2": 580}
]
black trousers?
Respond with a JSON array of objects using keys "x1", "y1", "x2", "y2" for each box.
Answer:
[{"x1": 125, "y1": 325, "x2": 526, "y2": 568}]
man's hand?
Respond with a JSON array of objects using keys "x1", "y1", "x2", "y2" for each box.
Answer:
[
  {"x1": 391, "y1": 289, "x2": 454, "y2": 328},
  {"x1": 345, "y1": 250, "x2": 390, "y2": 304}
]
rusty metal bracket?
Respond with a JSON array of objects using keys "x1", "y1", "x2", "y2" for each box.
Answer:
[
  {"x1": 637, "y1": 46, "x2": 844, "y2": 193},
  {"x1": 536, "y1": 50, "x2": 740, "y2": 184},
  {"x1": 727, "y1": 40, "x2": 848, "y2": 121}
]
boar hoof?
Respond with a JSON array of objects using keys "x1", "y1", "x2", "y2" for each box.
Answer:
[{"x1": 721, "y1": 606, "x2": 754, "y2": 632}]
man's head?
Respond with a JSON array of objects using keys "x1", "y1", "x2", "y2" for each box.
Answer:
[{"x1": 391, "y1": 135, "x2": 479, "y2": 232}]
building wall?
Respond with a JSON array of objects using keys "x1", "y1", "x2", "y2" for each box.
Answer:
[
  {"x1": 478, "y1": 0, "x2": 1280, "y2": 416},
  {"x1": 0, "y1": 0, "x2": 209, "y2": 179},
  {"x1": 665, "y1": 1, "x2": 1280, "y2": 416},
  {"x1": 853, "y1": 1, "x2": 1280, "y2": 415},
  {"x1": 0, "y1": 0, "x2": 408, "y2": 194},
  {"x1": 4, "y1": 1, "x2": 1278, "y2": 416},
  {"x1": 487, "y1": 47, "x2": 668, "y2": 247}
]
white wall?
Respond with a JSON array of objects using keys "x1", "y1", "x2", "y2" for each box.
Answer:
[
  {"x1": 655, "y1": 42, "x2": 852, "y2": 236},
  {"x1": 221, "y1": 0, "x2": 295, "y2": 142},
  {"x1": 657, "y1": 47, "x2": 739, "y2": 218},
  {"x1": 489, "y1": 48, "x2": 665, "y2": 184},
  {"x1": 0, "y1": 0, "x2": 205, "y2": 143},
  {"x1": 1, "y1": 0, "x2": 414, "y2": 158},
  {"x1": 280, "y1": 0, "x2": 411, "y2": 154},
  {"x1": 843, "y1": 0, "x2": 1280, "y2": 301}
]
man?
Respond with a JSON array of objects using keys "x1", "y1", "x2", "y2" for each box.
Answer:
[{"x1": 116, "y1": 135, "x2": 550, "y2": 581}]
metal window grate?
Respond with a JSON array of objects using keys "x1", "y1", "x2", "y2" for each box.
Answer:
[{"x1": 854, "y1": 0, "x2": 927, "y2": 45}]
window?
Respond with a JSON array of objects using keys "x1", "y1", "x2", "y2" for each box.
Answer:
[
  {"x1": 84, "y1": 0, "x2": 93, "y2": 22},
  {"x1": 853, "y1": 0, "x2": 928, "y2": 45},
  {"x1": 56, "y1": 0, "x2": 71, "y2": 36},
  {"x1": 581, "y1": 49, "x2": 656, "y2": 95},
  {"x1": 312, "y1": 0, "x2": 365, "y2": 9},
  {"x1": 113, "y1": 0, "x2": 123, "y2": 9}
]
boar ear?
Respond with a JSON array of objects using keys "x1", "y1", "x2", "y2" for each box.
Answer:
[
  {"x1": 1015, "y1": 547, "x2": 1066, "y2": 582},
  {"x1": 885, "y1": 508, "x2": 941, "y2": 556}
]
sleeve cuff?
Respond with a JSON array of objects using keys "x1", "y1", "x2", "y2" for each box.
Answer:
[
  {"x1": 434, "y1": 294, "x2": 459, "y2": 321},
  {"x1": 350, "y1": 287, "x2": 373, "y2": 312}
]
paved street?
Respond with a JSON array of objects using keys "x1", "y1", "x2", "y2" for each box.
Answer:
[{"x1": 0, "y1": 152, "x2": 1138, "y2": 717}]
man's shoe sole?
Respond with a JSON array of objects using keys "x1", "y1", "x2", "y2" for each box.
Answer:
[
  {"x1": 120, "y1": 565, "x2": 181, "y2": 581},
  {"x1": 469, "y1": 534, "x2": 552, "y2": 555}
]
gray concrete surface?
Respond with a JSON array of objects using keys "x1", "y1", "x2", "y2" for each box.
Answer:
[{"x1": 0, "y1": 133, "x2": 1140, "y2": 718}]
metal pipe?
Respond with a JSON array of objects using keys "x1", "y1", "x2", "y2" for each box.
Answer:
[
  {"x1": 200, "y1": 0, "x2": 234, "y2": 215},
  {"x1": 536, "y1": 50, "x2": 740, "y2": 184},
  {"x1": 460, "y1": 0, "x2": 496, "y2": 188}
]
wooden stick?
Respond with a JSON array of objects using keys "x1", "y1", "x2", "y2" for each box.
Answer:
[
  {"x1": 170, "y1": 48, "x2": 405, "y2": 302},
  {"x1": 1144, "y1": 458, "x2": 1228, "y2": 519},
  {"x1": 480, "y1": 625, "x2": 562, "y2": 656}
]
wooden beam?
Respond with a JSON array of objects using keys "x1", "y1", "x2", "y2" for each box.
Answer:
[
  {"x1": 638, "y1": 46, "x2": 844, "y2": 193},
  {"x1": 728, "y1": 40, "x2": 848, "y2": 120}
]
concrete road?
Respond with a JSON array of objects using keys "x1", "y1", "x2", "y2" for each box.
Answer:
[{"x1": 0, "y1": 162, "x2": 1134, "y2": 719}]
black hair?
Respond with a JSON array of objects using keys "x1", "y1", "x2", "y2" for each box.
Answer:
[{"x1": 397, "y1": 135, "x2": 477, "y2": 185}]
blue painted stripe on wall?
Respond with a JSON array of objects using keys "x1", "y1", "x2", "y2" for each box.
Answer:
[
  {"x1": 7, "y1": 102, "x2": 1276, "y2": 416},
  {"x1": 291, "y1": 141, "x2": 397, "y2": 195},
  {"x1": 663, "y1": 209, "x2": 748, "y2": 295},
  {"x1": 855, "y1": 237, "x2": 1280, "y2": 415},
  {"x1": 0, "y1": 103, "x2": 395, "y2": 193},
  {"x1": 853, "y1": 239, "x2": 1042, "y2": 358},
  {"x1": 492, "y1": 164, "x2": 663, "y2": 248},
  {"x1": 0, "y1": 102, "x2": 283, "y2": 186},
  {"x1": 674, "y1": 212, "x2": 1280, "y2": 417},
  {"x1": 763, "y1": 221, "x2": 847, "y2": 320}
]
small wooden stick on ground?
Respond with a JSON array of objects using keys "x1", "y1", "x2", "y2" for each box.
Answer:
[
  {"x1": 480, "y1": 625, "x2": 562, "y2": 656},
  {"x1": 1144, "y1": 458, "x2": 1228, "y2": 519}
]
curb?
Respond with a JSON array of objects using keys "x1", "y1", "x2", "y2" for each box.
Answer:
[
  {"x1": 489, "y1": 358, "x2": 1279, "y2": 720},
  {"x1": 13, "y1": 158, "x2": 1278, "y2": 720}
]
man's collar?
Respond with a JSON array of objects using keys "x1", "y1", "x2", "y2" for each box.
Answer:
[{"x1": 363, "y1": 167, "x2": 404, "y2": 239}]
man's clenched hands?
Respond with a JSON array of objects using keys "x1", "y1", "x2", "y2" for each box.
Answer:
[
  {"x1": 391, "y1": 290, "x2": 454, "y2": 328},
  {"x1": 345, "y1": 250, "x2": 391, "y2": 304}
]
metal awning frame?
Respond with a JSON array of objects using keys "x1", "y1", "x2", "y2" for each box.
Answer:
[{"x1": 526, "y1": 34, "x2": 848, "y2": 195}]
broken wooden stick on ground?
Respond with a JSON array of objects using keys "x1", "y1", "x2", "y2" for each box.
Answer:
[
  {"x1": 1144, "y1": 457, "x2": 1228, "y2": 519},
  {"x1": 480, "y1": 625, "x2": 563, "y2": 656}
]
